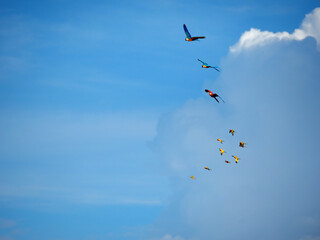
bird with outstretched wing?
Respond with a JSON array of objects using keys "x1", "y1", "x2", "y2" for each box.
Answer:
[
  {"x1": 205, "y1": 89, "x2": 225, "y2": 103},
  {"x1": 198, "y1": 59, "x2": 220, "y2": 72},
  {"x1": 183, "y1": 24, "x2": 206, "y2": 41}
]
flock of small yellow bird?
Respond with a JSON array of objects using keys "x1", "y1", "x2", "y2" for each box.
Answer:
[
  {"x1": 190, "y1": 129, "x2": 247, "y2": 179},
  {"x1": 218, "y1": 131, "x2": 247, "y2": 165},
  {"x1": 183, "y1": 24, "x2": 248, "y2": 180}
]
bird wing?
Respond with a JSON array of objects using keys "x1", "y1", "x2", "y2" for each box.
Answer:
[
  {"x1": 183, "y1": 24, "x2": 192, "y2": 39},
  {"x1": 212, "y1": 66, "x2": 220, "y2": 72},
  {"x1": 218, "y1": 95, "x2": 225, "y2": 103},
  {"x1": 192, "y1": 36, "x2": 206, "y2": 40},
  {"x1": 198, "y1": 59, "x2": 208, "y2": 66}
]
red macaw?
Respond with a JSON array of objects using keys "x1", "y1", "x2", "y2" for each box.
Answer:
[{"x1": 205, "y1": 89, "x2": 225, "y2": 103}]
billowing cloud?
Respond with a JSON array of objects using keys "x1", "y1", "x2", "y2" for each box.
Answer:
[
  {"x1": 301, "y1": 8, "x2": 320, "y2": 47},
  {"x1": 230, "y1": 7, "x2": 320, "y2": 52},
  {"x1": 151, "y1": 7, "x2": 320, "y2": 240}
]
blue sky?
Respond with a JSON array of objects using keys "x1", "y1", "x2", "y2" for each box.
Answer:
[{"x1": 0, "y1": 1, "x2": 320, "y2": 239}]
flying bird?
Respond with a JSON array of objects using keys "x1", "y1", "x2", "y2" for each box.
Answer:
[
  {"x1": 219, "y1": 148, "x2": 226, "y2": 156},
  {"x1": 183, "y1": 24, "x2": 205, "y2": 41},
  {"x1": 204, "y1": 167, "x2": 212, "y2": 171},
  {"x1": 198, "y1": 59, "x2": 220, "y2": 72},
  {"x1": 205, "y1": 89, "x2": 225, "y2": 103},
  {"x1": 232, "y1": 155, "x2": 240, "y2": 164},
  {"x1": 229, "y1": 129, "x2": 235, "y2": 136},
  {"x1": 190, "y1": 176, "x2": 196, "y2": 180},
  {"x1": 225, "y1": 160, "x2": 231, "y2": 164},
  {"x1": 239, "y1": 142, "x2": 247, "y2": 148},
  {"x1": 217, "y1": 139, "x2": 224, "y2": 144}
]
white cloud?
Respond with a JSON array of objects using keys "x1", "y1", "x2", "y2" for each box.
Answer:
[
  {"x1": 230, "y1": 7, "x2": 320, "y2": 52},
  {"x1": 301, "y1": 8, "x2": 320, "y2": 47},
  {"x1": 152, "y1": 7, "x2": 320, "y2": 240}
]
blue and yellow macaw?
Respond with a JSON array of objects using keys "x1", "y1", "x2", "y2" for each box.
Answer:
[
  {"x1": 198, "y1": 59, "x2": 220, "y2": 72},
  {"x1": 183, "y1": 24, "x2": 205, "y2": 41}
]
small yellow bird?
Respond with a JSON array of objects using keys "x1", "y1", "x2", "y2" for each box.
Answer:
[
  {"x1": 204, "y1": 167, "x2": 211, "y2": 171},
  {"x1": 232, "y1": 155, "x2": 240, "y2": 163},
  {"x1": 225, "y1": 160, "x2": 230, "y2": 164},
  {"x1": 229, "y1": 129, "x2": 235, "y2": 136},
  {"x1": 219, "y1": 148, "x2": 226, "y2": 155},
  {"x1": 239, "y1": 142, "x2": 247, "y2": 148},
  {"x1": 190, "y1": 176, "x2": 196, "y2": 180},
  {"x1": 217, "y1": 139, "x2": 224, "y2": 144}
]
